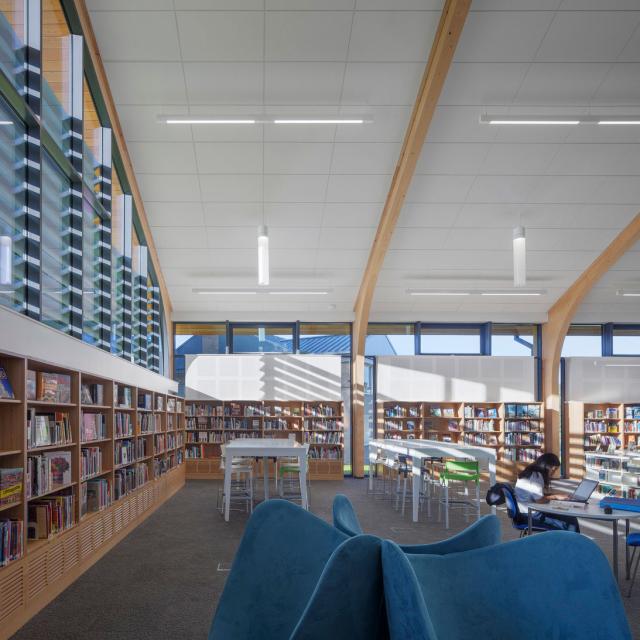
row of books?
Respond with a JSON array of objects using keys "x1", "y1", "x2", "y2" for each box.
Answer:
[
  {"x1": 464, "y1": 406, "x2": 499, "y2": 419},
  {"x1": 504, "y1": 432, "x2": 544, "y2": 446},
  {"x1": 625, "y1": 422, "x2": 640, "y2": 433},
  {"x1": 463, "y1": 419, "x2": 497, "y2": 432},
  {"x1": 80, "y1": 447, "x2": 102, "y2": 480},
  {"x1": 139, "y1": 413, "x2": 158, "y2": 433},
  {"x1": 225, "y1": 418, "x2": 261, "y2": 430},
  {"x1": 114, "y1": 465, "x2": 148, "y2": 501},
  {"x1": 81, "y1": 383, "x2": 104, "y2": 405},
  {"x1": 81, "y1": 413, "x2": 107, "y2": 442},
  {"x1": 153, "y1": 457, "x2": 169, "y2": 478},
  {"x1": 626, "y1": 407, "x2": 640, "y2": 419},
  {"x1": 584, "y1": 435, "x2": 621, "y2": 451},
  {"x1": 167, "y1": 433, "x2": 176, "y2": 450},
  {"x1": 384, "y1": 420, "x2": 418, "y2": 431},
  {"x1": 308, "y1": 447, "x2": 342, "y2": 460},
  {"x1": 137, "y1": 438, "x2": 147, "y2": 459},
  {"x1": 304, "y1": 432, "x2": 343, "y2": 444},
  {"x1": 186, "y1": 431, "x2": 224, "y2": 444},
  {"x1": 186, "y1": 404, "x2": 222, "y2": 417},
  {"x1": 0, "y1": 518, "x2": 22, "y2": 566},
  {"x1": 264, "y1": 405, "x2": 302, "y2": 417},
  {"x1": 26, "y1": 452, "x2": 72, "y2": 498},
  {"x1": 80, "y1": 479, "x2": 110, "y2": 517},
  {"x1": 505, "y1": 420, "x2": 542, "y2": 433},
  {"x1": 114, "y1": 412, "x2": 133, "y2": 437},
  {"x1": 384, "y1": 405, "x2": 420, "y2": 418},
  {"x1": 587, "y1": 408, "x2": 619, "y2": 420},
  {"x1": 138, "y1": 393, "x2": 167, "y2": 412},
  {"x1": 225, "y1": 403, "x2": 262, "y2": 417},
  {"x1": 304, "y1": 404, "x2": 339, "y2": 417},
  {"x1": 0, "y1": 468, "x2": 22, "y2": 506},
  {"x1": 304, "y1": 418, "x2": 343, "y2": 430},
  {"x1": 502, "y1": 448, "x2": 539, "y2": 463},
  {"x1": 114, "y1": 440, "x2": 136, "y2": 467},
  {"x1": 27, "y1": 370, "x2": 71, "y2": 403},
  {"x1": 461, "y1": 433, "x2": 498, "y2": 446},
  {"x1": 167, "y1": 415, "x2": 175, "y2": 430},
  {"x1": 264, "y1": 418, "x2": 301, "y2": 430},
  {"x1": 154, "y1": 434, "x2": 166, "y2": 454},
  {"x1": 186, "y1": 416, "x2": 223, "y2": 429},
  {"x1": 27, "y1": 410, "x2": 72, "y2": 449},
  {"x1": 504, "y1": 404, "x2": 541, "y2": 418},
  {"x1": 27, "y1": 492, "x2": 74, "y2": 540},
  {"x1": 585, "y1": 421, "x2": 620, "y2": 433},
  {"x1": 0, "y1": 366, "x2": 14, "y2": 399},
  {"x1": 115, "y1": 385, "x2": 132, "y2": 408}
]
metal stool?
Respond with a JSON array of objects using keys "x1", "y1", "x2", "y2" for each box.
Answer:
[
  {"x1": 217, "y1": 444, "x2": 254, "y2": 515},
  {"x1": 277, "y1": 458, "x2": 311, "y2": 506},
  {"x1": 627, "y1": 533, "x2": 640, "y2": 597},
  {"x1": 438, "y1": 460, "x2": 481, "y2": 529}
]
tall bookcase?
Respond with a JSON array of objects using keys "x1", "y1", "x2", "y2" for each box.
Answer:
[
  {"x1": 0, "y1": 351, "x2": 185, "y2": 639},
  {"x1": 375, "y1": 400, "x2": 544, "y2": 481},
  {"x1": 185, "y1": 399, "x2": 344, "y2": 480}
]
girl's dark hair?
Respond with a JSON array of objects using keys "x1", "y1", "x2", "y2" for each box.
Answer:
[{"x1": 518, "y1": 452, "x2": 561, "y2": 485}]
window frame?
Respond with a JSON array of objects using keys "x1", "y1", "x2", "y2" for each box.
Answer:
[{"x1": 417, "y1": 322, "x2": 490, "y2": 356}]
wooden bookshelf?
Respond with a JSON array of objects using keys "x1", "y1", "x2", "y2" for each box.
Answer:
[
  {"x1": 0, "y1": 351, "x2": 185, "y2": 639},
  {"x1": 184, "y1": 399, "x2": 344, "y2": 481},
  {"x1": 375, "y1": 400, "x2": 544, "y2": 481}
]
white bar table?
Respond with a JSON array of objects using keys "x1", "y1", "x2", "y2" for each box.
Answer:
[
  {"x1": 223, "y1": 438, "x2": 309, "y2": 522},
  {"x1": 526, "y1": 501, "x2": 640, "y2": 582},
  {"x1": 368, "y1": 439, "x2": 497, "y2": 523}
]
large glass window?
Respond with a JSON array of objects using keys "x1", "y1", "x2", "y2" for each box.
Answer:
[
  {"x1": 612, "y1": 326, "x2": 640, "y2": 356},
  {"x1": 420, "y1": 325, "x2": 482, "y2": 355},
  {"x1": 83, "y1": 77, "x2": 101, "y2": 191},
  {"x1": 0, "y1": 1, "x2": 25, "y2": 91},
  {"x1": 42, "y1": 0, "x2": 71, "y2": 153},
  {"x1": 110, "y1": 168, "x2": 125, "y2": 355},
  {"x1": 41, "y1": 153, "x2": 71, "y2": 332},
  {"x1": 231, "y1": 324, "x2": 294, "y2": 353},
  {"x1": 561, "y1": 325, "x2": 602, "y2": 357},
  {"x1": 492, "y1": 324, "x2": 537, "y2": 356},
  {"x1": 299, "y1": 323, "x2": 351, "y2": 354},
  {"x1": 131, "y1": 227, "x2": 143, "y2": 365},
  {"x1": 82, "y1": 197, "x2": 101, "y2": 345},
  {"x1": 0, "y1": 98, "x2": 25, "y2": 313},
  {"x1": 366, "y1": 323, "x2": 415, "y2": 356}
]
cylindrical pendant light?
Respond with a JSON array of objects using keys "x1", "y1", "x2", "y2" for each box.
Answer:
[
  {"x1": 258, "y1": 225, "x2": 269, "y2": 286},
  {"x1": 513, "y1": 226, "x2": 526, "y2": 288},
  {"x1": 0, "y1": 235, "x2": 12, "y2": 286}
]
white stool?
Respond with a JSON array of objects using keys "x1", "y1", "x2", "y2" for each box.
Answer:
[{"x1": 218, "y1": 444, "x2": 254, "y2": 515}]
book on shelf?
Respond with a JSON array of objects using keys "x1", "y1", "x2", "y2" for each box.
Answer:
[
  {"x1": 0, "y1": 366, "x2": 14, "y2": 399},
  {"x1": 114, "y1": 412, "x2": 133, "y2": 437},
  {"x1": 80, "y1": 447, "x2": 102, "y2": 479},
  {"x1": 0, "y1": 518, "x2": 23, "y2": 566},
  {"x1": 156, "y1": 395, "x2": 164, "y2": 411},
  {"x1": 81, "y1": 383, "x2": 104, "y2": 405},
  {"x1": 0, "y1": 468, "x2": 23, "y2": 506},
  {"x1": 116, "y1": 385, "x2": 132, "y2": 408},
  {"x1": 114, "y1": 464, "x2": 148, "y2": 500},
  {"x1": 27, "y1": 409, "x2": 72, "y2": 449},
  {"x1": 167, "y1": 397, "x2": 176, "y2": 413},
  {"x1": 114, "y1": 440, "x2": 135, "y2": 466},
  {"x1": 81, "y1": 412, "x2": 107, "y2": 442},
  {"x1": 626, "y1": 406, "x2": 640, "y2": 420},
  {"x1": 81, "y1": 478, "x2": 111, "y2": 517},
  {"x1": 138, "y1": 392, "x2": 152, "y2": 410},
  {"x1": 26, "y1": 369, "x2": 36, "y2": 400},
  {"x1": 36, "y1": 372, "x2": 71, "y2": 403},
  {"x1": 27, "y1": 491, "x2": 74, "y2": 540},
  {"x1": 26, "y1": 452, "x2": 72, "y2": 498}
]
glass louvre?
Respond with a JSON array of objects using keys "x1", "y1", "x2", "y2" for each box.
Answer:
[
  {"x1": 81, "y1": 197, "x2": 101, "y2": 345},
  {"x1": 110, "y1": 168, "x2": 125, "y2": 355},
  {"x1": 42, "y1": 0, "x2": 72, "y2": 153},
  {"x1": 131, "y1": 227, "x2": 142, "y2": 364},
  {"x1": 41, "y1": 153, "x2": 71, "y2": 333},
  {"x1": 82, "y1": 77, "x2": 101, "y2": 191},
  {"x1": 0, "y1": 97, "x2": 25, "y2": 313},
  {"x1": 0, "y1": 0, "x2": 25, "y2": 91}
]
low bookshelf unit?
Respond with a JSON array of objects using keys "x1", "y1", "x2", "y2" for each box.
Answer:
[
  {"x1": 185, "y1": 399, "x2": 344, "y2": 480},
  {"x1": 0, "y1": 350, "x2": 185, "y2": 639},
  {"x1": 376, "y1": 400, "x2": 544, "y2": 481}
]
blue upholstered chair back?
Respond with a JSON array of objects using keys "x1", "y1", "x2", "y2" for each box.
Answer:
[
  {"x1": 382, "y1": 531, "x2": 632, "y2": 640},
  {"x1": 209, "y1": 499, "x2": 387, "y2": 640},
  {"x1": 333, "y1": 493, "x2": 364, "y2": 536},
  {"x1": 332, "y1": 494, "x2": 500, "y2": 554},
  {"x1": 501, "y1": 484, "x2": 521, "y2": 520}
]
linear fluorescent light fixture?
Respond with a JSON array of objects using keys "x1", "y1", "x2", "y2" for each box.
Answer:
[
  {"x1": 407, "y1": 289, "x2": 545, "y2": 297},
  {"x1": 273, "y1": 119, "x2": 364, "y2": 124},
  {"x1": 193, "y1": 288, "x2": 331, "y2": 295},
  {"x1": 616, "y1": 290, "x2": 640, "y2": 297},
  {"x1": 258, "y1": 225, "x2": 269, "y2": 287},
  {"x1": 481, "y1": 114, "x2": 640, "y2": 126},
  {"x1": 165, "y1": 118, "x2": 256, "y2": 125},
  {"x1": 513, "y1": 226, "x2": 526, "y2": 288}
]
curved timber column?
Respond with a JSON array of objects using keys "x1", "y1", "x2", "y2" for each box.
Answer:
[
  {"x1": 351, "y1": 0, "x2": 472, "y2": 477},
  {"x1": 542, "y1": 213, "x2": 640, "y2": 468}
]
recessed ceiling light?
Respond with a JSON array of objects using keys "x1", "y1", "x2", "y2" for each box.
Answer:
[
  {"x1": 616, "y1": 289, "x2": 640, "y2": 297},
  {"x1": 407, "y1": 290, "x2": 471, "y2": 296},
  {"x1": 267, "y1": 290, "x2": 330, "y2": 295},
  {"x1": 480, "y1": 115, "x2": 579, "y2": 125},
  {"x1": 480, "y1": 290, "x2": 544, "y2": 296},
  {"x1": 192, "y1": 289, "x2": 257, "y2": 295},
  {"x1": 407, "y1": 288, "x2": 545, "y2": 297},
  {"x1": 597, "y1": 120, "x2": 640, "y2": 125},
  {"x1": 165, "y1": 118, "x2": 256, "y2": 125},
  {"x1": 192, "y1": 288, "x2": 331, "y2": 295}
]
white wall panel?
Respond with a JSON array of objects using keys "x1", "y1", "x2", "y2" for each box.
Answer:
[
  {"x1": 565, "y1": 357, "x2": 640, "y2": 403},
  {"x1": 376, "y1": 356, "x2": 535, "y2": 402},
  {"x1": 185, "y1": 354, "x2": 343, "y2": 401}
]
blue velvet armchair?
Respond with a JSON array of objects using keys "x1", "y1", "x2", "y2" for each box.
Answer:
[
  {"x1": 209, "y1": 499, "x2": 388, "y2": 640},
  {"x1": 382, "y1": 531, "x2": 631, "y2": 640},
  {"x1": 332, "y1": 494, "x2": 501, "y2": 554}
]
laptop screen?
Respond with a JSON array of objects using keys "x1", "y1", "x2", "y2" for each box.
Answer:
[{"x1": 572, "y1": 479, "x2": 598, "y2": 501}]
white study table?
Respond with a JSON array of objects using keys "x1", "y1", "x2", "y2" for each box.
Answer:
[
  {"x1": 368, "y1": 439, "x2": 497, "y2": 523},
  {"x1": 222, "y1": 438, "x2": 309, "y2": 522},
  {"x1": 526, "y1": 501, "x2": 640, "y2": 582}
]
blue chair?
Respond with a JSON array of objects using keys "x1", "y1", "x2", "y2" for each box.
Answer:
[
  {"x1": 332, "y1": 494, "x2": 501, "y2": 553},
  {"x1": 209, "y1": 499, "x2": 388, "y2": 640},
  {"x1": 627, "y1": 532, "x2": 640, "y2": 597},
  {"x1": 382, "y1": 531, "x2": 631, "y2": 640}
]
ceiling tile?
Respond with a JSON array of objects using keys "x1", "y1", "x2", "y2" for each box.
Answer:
[
  {"x1": 265, "y1": 203, "x2": 326, "y2": 226},
  {"x1": 326, "y1": 174, "x2": 391, "y2": 202},
  {"x1": 342, "y1": 62, "x2": 424, "y2": 105},
  {"x1": 128, "y1": 142, "x2": 197, "y2": 174},
  {"x1": 152, "y1": 227, "x2": 208, "y2": 249},
  {"x1": 406, "y1": 175, "x2": 476, "y2": 203},
  {"x1": 416, "y1": 143, "x2": 490, "y2": 174},
  {"x1": 593, "y1": 63, "x2": 640, "y2": 105},
  {"x1": 90, "y1": 11, "x2": 180, "y2": 61},
  {"x1": 137, "y1": 174, "x2": 201, "y2": 202},
  {"x1": 264, "y1": 143, "x2": 334, "y2": 174},
  {"x1": 331, "y1": 142, "x2": 400, "y2": 174},
  {"x1": 321, "y1": 203, "x2": 382, "y2": 227},
  {"x1": 88, "y1": 0, "x2": 174, "y2": 12},
  {"x1": 265, "y1": 62, "x2": 346, "y2": 104},
  {"x1": 264, "y1": 175, "x2": 329, "y2": 202},
  {"x1": 184, "y1": 63, "x2": 262, "y2": 104},
  {"x1": 266, "y1": 11, "x2": 353, "y2": 61},
  {"x1": 145, "y1": 202, "x2": 205, "y2": 227},
  {"x1": 203, "y1": 203, "x2": 262, "y2": 227},
  {"x1": 348, "y1": 11, "x2": 439, "y2": 62},
  {"x1": 177, "y1": 11, "x2": 264, "y2": 61},
  {"x1": 318, "y1": 226, "x2": 376, "y2": 249},
  {"x1": 104, "y1": 62, "x2": 187, "y2": 104},
  {"x1": 195, "y1": 142, "x2": 263, "y2": 174},
  {"x1": 199, "y1": 174, "x2": 263, "y2": 201}
]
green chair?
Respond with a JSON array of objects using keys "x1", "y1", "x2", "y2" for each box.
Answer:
[{"x1": 439, "y1": 460, "x2": 481, "y2": 529}]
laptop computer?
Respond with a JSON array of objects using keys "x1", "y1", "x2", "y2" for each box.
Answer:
[{"x1": 564, "y1": 479, "x2": 598, "y2": 504}]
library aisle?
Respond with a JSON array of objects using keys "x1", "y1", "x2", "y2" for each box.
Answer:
[{"x1": 10, "y1": 479, "x2": 640, "y2": 640}]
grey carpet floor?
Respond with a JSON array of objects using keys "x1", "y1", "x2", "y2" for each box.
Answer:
[{"x1": 11, "y1": 478, "x2": 640, "y2": 639}]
